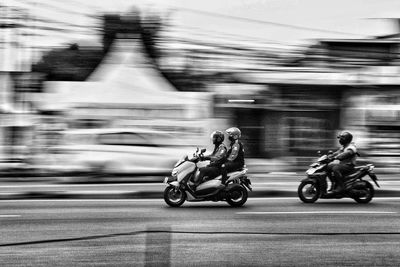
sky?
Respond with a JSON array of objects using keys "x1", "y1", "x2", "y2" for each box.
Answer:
[
  {"x1": 101, "y1": 0, "x2": 400, "y2": 43},
  {"x1": 4, "y1": 0, "x2": 400, "y2": 49}
]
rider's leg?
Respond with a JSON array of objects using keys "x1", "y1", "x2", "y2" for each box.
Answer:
[
  {"x1": 326, "y1": 162, "x2": 336, "y2": 192},
  {"x1": 194, "y1": 167, "x2": 207, "y2": 186},
  {"x1": 221, "y1": 164, "x2": 227, "y2": 184},
  {"x1": 331, "y1": 164, "x2": 353, "y2": 193},
  {"x1": 195, "y1": 167, "x2": 220, "y2": 188},
  {"x1": 202, "y1": 167, "x2": 221, "y2": 183},
  {"x1": 222, "y1": 162, "x2": 243, "y2": 185}
]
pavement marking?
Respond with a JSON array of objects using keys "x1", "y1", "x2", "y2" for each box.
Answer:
[
  {"x1": 250, "y1": 197, "x2": 400, "y2": 201},
  {"x1": 237, "y1": 211, "x2": 397, "y2": 215},
  {"x1": 267, "y1": 172, "x2": 298, "y2": 175},
  {"x1": 250, "y1": 197, "x2": 299, "y2": 201},
  {"x1": 0, "y1": 199, "x2": 165, "y2": 203},
  {"x1": 0, "y1": 184, "x2": 164, "y2": 188},
  {"x1": 2, "y1": 197, "x2": 400, "y2": 203},
  {"x1": 0, "y1": 215, "x2": 21, "y2": 218}
]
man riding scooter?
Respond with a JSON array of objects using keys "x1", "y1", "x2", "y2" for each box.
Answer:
[
  {"x1": 221, "y1": 127, "x2": 245, "y2": 185},
  {"x1": 327, "y1": 131, "x2": 358, "y2": 195},
  {"x1": 191, "y1": 130, "x2": 227, "y2": 189}
]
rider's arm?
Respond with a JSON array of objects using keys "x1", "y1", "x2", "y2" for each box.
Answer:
[
  {"x1": 227, "y1": 143, "x2": 240, "y2": 162},
  {"x1": 203, "y1": 153, "x2": 212, "y2": 160},
  {"x1": 331, "y1": 149, "x2": 341, "y2": 157},
  {"x1": 335, "y1": 146, "x2": 356, "y2": 160},
  {"x1": 208, "y1": 146, "x2": 227, "y2": 167}
]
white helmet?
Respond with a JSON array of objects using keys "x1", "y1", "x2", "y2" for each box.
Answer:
[{"x1": 225, "y1": 127, "x2": 241, "y2": 140}]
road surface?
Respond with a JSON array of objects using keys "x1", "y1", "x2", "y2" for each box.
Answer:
[{"x1": 1, "y1": 197, "x2": 400, "y2": 266}]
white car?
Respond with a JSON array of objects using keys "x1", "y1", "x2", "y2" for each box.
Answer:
[{"x1": 50, "y1": 128, "x2": 196, "y2": 176}]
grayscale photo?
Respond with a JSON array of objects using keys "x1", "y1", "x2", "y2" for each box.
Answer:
[{"x1": 1, "y1": 0, "x2": 399, "y2": 266}]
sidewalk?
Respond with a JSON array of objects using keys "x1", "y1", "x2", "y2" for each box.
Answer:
[
  {"x1": 1, "y1": 157, "x2": 398, "y2": 179},
  {"x1": 0, "y1": 157, "x2": 294, "y2": 178},
  {"x1": 1, "y1": 158, "x2": 399, "y2": 200}
]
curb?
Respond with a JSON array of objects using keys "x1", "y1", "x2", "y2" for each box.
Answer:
[{"x1": 1, "y1": 189, "x2": 400, "y2": 200}]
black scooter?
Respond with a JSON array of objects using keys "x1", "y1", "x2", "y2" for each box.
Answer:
[{"x1": 298, "y1": 152, "x2": 380, "y2": 203}]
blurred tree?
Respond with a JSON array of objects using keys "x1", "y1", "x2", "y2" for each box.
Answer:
[
  {"x1": 32, "y1": 43, "x2": 103, "y2": 81},
  {"x1": 140, "y1": 14, "x2": 162, "y2": 63},
  {"x1": 138, "y1": 13, "x2": 210, "y2": 91},
  {"x1": 33, "y1": 7, "x2": 211, "y2": 90}
]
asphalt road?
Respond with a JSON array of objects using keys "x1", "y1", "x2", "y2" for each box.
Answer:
[{"x1": 1, "y1": 198, "x2": 400, "y2": 266}]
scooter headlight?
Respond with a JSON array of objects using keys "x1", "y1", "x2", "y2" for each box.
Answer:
[
  {"x1": 368, "y1": 165, "x2": 374, "y2": 171},
  {"x1": 306, "y1": 168, "x2": 316, "y2": 175}
]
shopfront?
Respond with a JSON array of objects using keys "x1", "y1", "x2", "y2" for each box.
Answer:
[{"x1": 214, "y1": 83, "x2": 345, "y2": 158}]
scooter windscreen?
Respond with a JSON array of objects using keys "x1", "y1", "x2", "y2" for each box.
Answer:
[
  {"x1": 317, "y1": 155, "x2": 328, "y2": 162},
  {"x1": 174, "y1": 155, "x2": 189, "y2": 167}
]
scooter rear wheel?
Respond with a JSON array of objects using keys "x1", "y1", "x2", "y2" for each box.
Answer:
[
  {"x1": 226, "y1": 186, "x2": 248, "y2": 207},
  {"x1": 353, "y1": 181, "x2": 374, "y2": 204},
  {"x1": 164, "y1": 186, "x2": 186, "y2": 207},
  {"x1": 298, "y1": 181, "x2": 320, "y2": 203}
]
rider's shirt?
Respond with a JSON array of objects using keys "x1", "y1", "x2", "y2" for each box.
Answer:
[
  {"x1": 334, "y1": 142, "x2": 357, "y2": 165},
  {"x1": 227, "y1": 140, "x2": 245, "y2": 166}
]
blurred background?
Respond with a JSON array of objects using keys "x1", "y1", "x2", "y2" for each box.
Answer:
[{"x1": 1, "y1": 0, "x2": 400, "y2": 176}]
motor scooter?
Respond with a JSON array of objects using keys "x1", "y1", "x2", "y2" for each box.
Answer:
[
  {"x1": 298, "y1": 151, "x2": 380, "y2": 203},
  {"x1": 163, "y1": 148, "x2": 252, "y2": 207}
]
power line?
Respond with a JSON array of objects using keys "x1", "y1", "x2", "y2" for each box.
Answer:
[
  {"x1": 172, "y1": 7, "x2": 366, "y2": 37},
  {"x1": 13, "y1": 0, "x2": 95, "y2": 18},
  {"x1": 167, "y1": 24, "x2": 309, "y2": 50}
]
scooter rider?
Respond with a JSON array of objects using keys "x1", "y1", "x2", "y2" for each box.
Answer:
[
  {"x1": 192, "y1": 130, "x2": 227, "y2": 188},
  {"x1": 221, "y1": 127, "x2": 245, "y2": 184},
  {"x1": 327, "y1": 131, "x2": 358, "y2": 194}
]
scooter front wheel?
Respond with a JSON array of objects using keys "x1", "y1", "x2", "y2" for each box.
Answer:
[
  {"x1": 164, "y1": 186, "x2": 186, "y2": 207},
  {"x1": 298, "y1": 181, "x2": 320, "y2": 203}
]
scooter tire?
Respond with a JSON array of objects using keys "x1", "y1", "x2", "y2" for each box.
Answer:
[
  {"x1": 353, "y1": 181, "x2": 374, "y2": 204},
  {"x1": 298, "y1": 181, "x2": 320, "y2": 203},
  {"x1": 226, "y1": 185, "x2": 248, "y2": 207},
  {"x1": 164, "y1": 186, "x2": 186, "y2": 207}
]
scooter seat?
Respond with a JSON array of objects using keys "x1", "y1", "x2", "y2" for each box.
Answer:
[
  {"x1": 345, "y1": 165, "x2": 371, "y2": 179},
  {"x1": 214, "y1": 168, "x2": 247, "y2": 180},
  {"x1": 354, "y1": 164, "x2": 373, "y2": 171},
  {"x1": 345, "y1": 170, "x2": 362, "y2": 179},
  {"x1": 227, "y1": 168, "x2": 247, "y2": 176}
]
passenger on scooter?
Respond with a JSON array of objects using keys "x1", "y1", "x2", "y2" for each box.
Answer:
[
  {"x1": 193, "y1": 130, "x2": 227, "y2": 188},
  {"x1": 327, "y1": 131, "x2": 358, "y2": 194},
  {"x1": 221, "y1": 127, "x2": 245, "y2": 185}
]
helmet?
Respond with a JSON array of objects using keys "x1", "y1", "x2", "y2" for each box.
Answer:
[
  {"x1": 211, "y1": 130, "x2": 224, "y2": 145},
  {"x1": 225, "y1": 127, "x2": 241, "y2": 141},
  {"x1": 337, "y1": 131, "x2": 353, "y2": 145}
]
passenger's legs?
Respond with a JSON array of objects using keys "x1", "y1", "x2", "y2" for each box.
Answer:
[{"x1": 222, "y1": 162, "x2": 243, "y2": 184}]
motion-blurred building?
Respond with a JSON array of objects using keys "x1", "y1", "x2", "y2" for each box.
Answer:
[
  {"x1": 211, "y1": 26, "x2": 400, "y2": 172},
  {"x1": 2, "y1": 2, "x2": 400, "y2": 174}
]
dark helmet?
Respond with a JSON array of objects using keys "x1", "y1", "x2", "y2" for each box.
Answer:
[
  {"x1": 211, "y1": 130, "x2": 224, "y2": 145},
  {"x1": 225, "y1": 127, "x2": 241, "y2": 141},
  {"x1": 337, "y1": 131, "x2": 353, "y2": 145}
]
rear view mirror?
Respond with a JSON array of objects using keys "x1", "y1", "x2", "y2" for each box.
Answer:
[{"x1": 201, "y1": 148, "x2": 206, "y2": 153}]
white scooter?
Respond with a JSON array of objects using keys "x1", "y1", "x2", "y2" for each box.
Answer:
[{"x1": 163, "y1": 148, "x2": 252, "y2": 207}]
